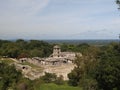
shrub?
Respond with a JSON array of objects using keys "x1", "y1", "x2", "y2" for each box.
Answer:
[{"x1": 41, "y1": 72, "x2": 57, "y2": 83}]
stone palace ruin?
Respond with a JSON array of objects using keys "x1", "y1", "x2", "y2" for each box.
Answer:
[
  {"x1": 19, "y1": 45, "x2": 82, "y2": 66},
  {"x1": 17, "y1": 45, "x2": 82, "y2": 80}
]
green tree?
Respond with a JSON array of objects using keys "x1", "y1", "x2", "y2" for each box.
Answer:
[
  {"x1": 68, "y1": 56, "x2": 85, "y2": 86},
  {"x1": 68, "y1": 46, "x2": 99, "y2": 88},
  {"x1": 41, "y1": 72, "x2": 57, "y2": 83},
  {"x1": 55, "y1": 75, "x2": 64, "y2": 85},
  {"x1": 95, "y1": 44, "x2": 120, "y2": 90},
  {"x1": 30, "y1": 49, "x2": 43, "y2": 57},
  {"x1": 0, "y1": 62, "x2": 22, "y2": 90}
]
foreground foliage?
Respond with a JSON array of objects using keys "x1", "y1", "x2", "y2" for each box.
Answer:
[
  {"x1": 95, "y1": 43, "x2": 120, "y2": 90},
  {"x1": 0, "y1": 62, "x2": 34, "y2": 90},
  {"x1": 0, "y1": 62, "x2": 22, "y2": 90},
  {"x1": 68, "y1": 43, "x2": 120, "y2": 90}
]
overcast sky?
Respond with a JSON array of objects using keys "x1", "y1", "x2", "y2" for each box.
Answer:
[{"x1": 0, "y1": 0, "x2": 120, "y2": 40}]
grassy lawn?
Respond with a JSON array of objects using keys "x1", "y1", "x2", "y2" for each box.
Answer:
[
  {"x1": 0, "y1": 58, "x2": 15, "y2": 64},
  {"x1": 21, "y1": 62, "x2": 41, "y2": 68},
  {"x1": 34, "y1": 83, "x2": 82, "y2": 90}
]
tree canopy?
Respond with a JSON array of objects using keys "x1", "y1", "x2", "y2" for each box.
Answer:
[
  {"x1": 0, "y1": 39, "x2": 53, "y2": 58},
  {"x1": 68, "y1": 42, "x2": 120, "y2": 90}
]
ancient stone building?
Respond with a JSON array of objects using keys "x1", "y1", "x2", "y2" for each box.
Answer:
[
  {"x1": 50, "y1": 45, "x2": 82, "y2": 61},
  {"x1": 19, "y1": 45, "x2": 82, "y2": 65},
  {"x1": 17, "y1": 45, "x2": 82, "y2": 80}
]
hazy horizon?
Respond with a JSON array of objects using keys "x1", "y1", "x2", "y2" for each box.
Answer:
[{"x1": 2, "y1": 38, "x2": 118, "y2": 40}]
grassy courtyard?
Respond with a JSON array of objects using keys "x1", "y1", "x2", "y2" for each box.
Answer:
[{"x1": 34, "y1": 83, "x2": 82, "y2": 90}]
